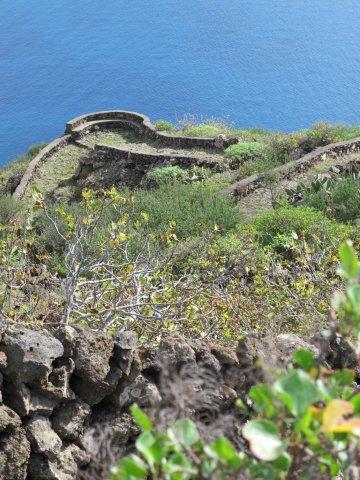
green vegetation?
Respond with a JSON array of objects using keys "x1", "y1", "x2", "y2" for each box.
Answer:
[
  {"x1": 2, "y1": 118, "x2": 360, "y2": 478},
  {"x1": 0, "y1": 144, "x2": 45, "y2": 193},
  {"x1": 154, "y1": 119, "x2": 174, "y2": 133},
  {"x1": 225, "y1": 142, "x2": 269, "y2": 168},
  {"x1": 133, "y1": 184, "x2": 240, "y2": 239},
  {"x1": 113, "y1": 243, "x2": 360, "y2": 480},
  {"x1": 289, "y1": 175, "x2": 360, "y2": 224},
  {"x1": 143, "y1": 166, "x2": 189, "y2": 187},
  {"x1": 304, "y1": 121, "x2": 360, "y2": 146}
]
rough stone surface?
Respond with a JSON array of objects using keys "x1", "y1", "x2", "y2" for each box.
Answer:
[
  {"x1": 52, "y1": 400, "x2": 91, "y2": 440},
  {"x1": 0, "y1": 405, "x2": 30, "y2": 480},
  {"x1": 0, "y1": 319, "x2": 356, "y2": 479}
]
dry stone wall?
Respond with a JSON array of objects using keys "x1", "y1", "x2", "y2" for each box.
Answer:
[
  {"x1": 13, "y1": 109, "x2": 238, "y2": 199},
  {"x1": 0, "y1": 320, "x2": 253, "y2": 480},
  {"x1": 222, "y1": 136, "x2": 360, "y2": 197},
  {"x1": 0, "y1": 320, "x2": 356, "y2": 479}
]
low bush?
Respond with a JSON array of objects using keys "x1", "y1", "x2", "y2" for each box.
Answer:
[
  {"x1": 224, "y1": 142, "x2": 269, "y2": 168},
  {"x1": 143, "y1": 166, "x2": 189, "y2": 187},
  {"x1": 253, "y1": 206, "x2": 353, "y2": 247},
  {"x1": 0, "y1": 144, "x2": 46, "y2": 192},
  {"x1": 154, "y1": 119, "x2": 174, "y2": 133},
  {"x1": 304, "y1": 122, "x2": 360, "y2": 146},
  {"x1": 266, "y1": 133, "x2": 298, "y2": 164},
  {"x1": 181, "y1": 123, "x2": 226, "y2": 138},
  {"x1": 134, "y1": 184, "x2": 240, "y2": 239},
  {"x1": 287, "y1": 176, "x2": 360, "y2": 224},
  {"x1": 0, "y1": 195, "x2": 22, "y2": 223}
]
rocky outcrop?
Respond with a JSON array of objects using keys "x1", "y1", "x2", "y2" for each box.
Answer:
[
  {"x1": 0, "y1": 321, "x2": 354, "y2": 479},
  {"x1": 0, "y1": 322, "x2": 251, "y2": 479}
]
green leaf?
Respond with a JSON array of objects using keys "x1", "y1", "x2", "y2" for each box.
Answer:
[
  {"x1": 135, "y1": 431, "x2": 169, "y2": 470},
  {"x1": 274, "y1": 370, "x2": 321, "y2": 417},
  {"x1": 116, "y1": 454, "x2": 148, "y2": 479},
  {"x1": 293, "y1": 349, "x2": 315, "y2": 372},
  {"x1": 130, "y1": 404, "x2": 153, "y2": 432},
  {"x1": 249, "y1": 383, "x2": 275, "y2": 416},
  {"x1": 331, "y1": 369, "x2": 355, "y2": 387},
  {"x1": 273, "y1": 452, "x2": 292, "y2": 471},
  {"x1": 347, "y1": 285, "x2": 360, "y2": 316},
  {"x1": 210, "y1": 437, "x2": 242, "y2": 470},
  {"x1": 163, "y1": 452, "x2": 196, "y2": 478},
  {"x1": 210, "y1": 437, "x2": 236, "y2": 461},
  {"x1": 243, "y1": 420, "x2": 285, "y2": 462},
  {"x1": 171, "y1": 418, "x2": 199, "y2": 448},
  {"x1": 338, "y1": 241, "x2": 360, "y2": 280},
  {"x1": 351, "y1": 394, "x2": 360, "y2": 414}
]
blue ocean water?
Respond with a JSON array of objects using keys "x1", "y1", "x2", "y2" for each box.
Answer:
[{"x1": 1, "y1": 0, "x2": 360, "y2": 165}]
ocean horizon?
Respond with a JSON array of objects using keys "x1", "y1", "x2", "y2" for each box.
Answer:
[{"x1": 1, "y1": 0, "x2": 360, "y2": 165}]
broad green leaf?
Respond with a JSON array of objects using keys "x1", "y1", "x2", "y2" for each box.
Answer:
[
  {"x1": 273, "y1": 452, "x2": 292, "y2": 471},
  {"x1": 171, "y1": 418, "x2": 199, "y2": 448},
  {"x1": 337, "y1": 241, "x2": 360, "y2": 280},
  {"x1": 330, "y1": 369, "x2": 355, "y2": 387},
  {"x1": 293, "y1": 349, "x2": 315, "y2": 372},
  {"x1": 249, "y1": 383, "x2": 275, "y2": 416},
  {"x1": 210, "y1": 437, "x2": 243, "y2": 470},
  {"x1": 115, "y1": 454, "x2": 148, "y2": 479},
  {"x1": 351, "y1": 394, "x2": 360, "y2": 414},
  {"x1": 242, "y1": 420, "x2": 285, "y2": 462},
  {"x1": 163, "y1": 452, "x2": 196, "y2": 478},
  {"x1": 347, "y1": 285, "x2": 360, "y2": 316},
  {"x1": 130, "y1": 404, "x2": 153, "y2": 432},
  {"x1": 274, "y1": 370, "x2": 321, "y2": 417},
  {"x1": 135, "y1": 432, "x2": 168, "y2": 469}
]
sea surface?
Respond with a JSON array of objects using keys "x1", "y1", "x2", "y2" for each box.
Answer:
[{"x1": 1, "y1": 0, "x2": 360, "y2": 165}]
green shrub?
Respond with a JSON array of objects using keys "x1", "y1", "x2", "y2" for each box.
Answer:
[
  {"x1": 143, "y1": 166, "x2": 189, "y2": 188},
  {"x1": 328, "y1": 177, "x2": 360, "y2": 223},
  {"x1": 236, "y1": 157, "x2": 281, "y2": 180},
  {"x1": 224, "y1": 142, "x2": 268, "y2": 168},
  {"x1": 298, "y1": 177, "x2": 360, "y2": 223},
  {"x1": 232, "y1": 127, "x2": 271, "y2": 142},
  {"x1": 134, "y1": 184, "x2": 240, "y2": 239},
  {"x1": 181, "y1": 123, "x2": 225, "y2": 138},
  {"x1": 253, "y1": 206, "x2": 352, "y2": 247},
  {"x1": 0, "y1": 144, "x2": 46, "y2": 193},
  {"x1": 303, "y1": 122, "x2": 360, "y2": 147},
  {"x1": 154, "y1": 119, "x2": 174, "y2": 133},
  {"x1": 0, "y1": 195, "x2": 22, "y2": 223},
  {"x1": 266, "y1": 133, "x2": 298, "y2": 164},
  {"x1": 188, "y1": 165, "x2": 212, "y2": 182}
]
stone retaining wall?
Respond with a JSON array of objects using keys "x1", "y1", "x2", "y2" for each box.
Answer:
[
  {"x1": 65, "y1": 110, "x2": 238, "y2": 150},
  {"x1": 13, "y1": 135, "x2": 72, "y2": 199},
  {"x1": 221, "y1": 136, "x2": 360, "y2": 197},
  {"x1": 12, "y1": 109, "x2": 238, "y2": 199},
  {"x1": 0, "y1": 320, "x2": 250, "y2": 479},
  {"x1": 75, "y1": 143, "x2": 225, "y2": 190},
  {"x1": 0, "y1": 320, "x2": 353, "y2": 479}
]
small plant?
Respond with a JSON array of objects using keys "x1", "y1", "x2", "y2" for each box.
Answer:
[
  {"x1": 253, "y1": 206, "x2": 352, "y2": 247},
  {"x1": 154, "y1": 120, "x2": 174, "y2": 133},
  {"x1": 143, "y1": 166, "x2": 189, "y2": 188},
  {"x1": 177, "y1": 115, "x2": 232, "y2": 138},
  {"x1": 224, "y1": 142, "x2": 269, "y2": 168},
  {"x1": 0, "y1": 195, "x2": 22, "y2": 223},
  {"x1": 188, "y1": 166, "x2": 212, "y2": 182},
  {"x1": 266, "y1": 133, "x2": 298, "y2": 164}
]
